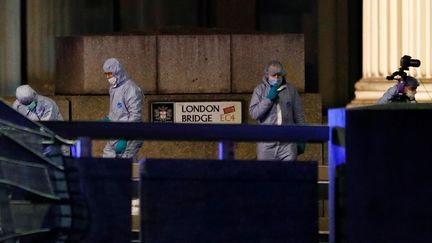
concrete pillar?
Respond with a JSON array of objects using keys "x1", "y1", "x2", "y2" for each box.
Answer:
[
  {"x1": 353, "y1": 0, "x2": 432, "y2": 105},
  {"x1": 318, "y1": 0, "x2": 350, "y2": 108},
  {"x1": 0, "y1": 0, "x2": 21, "y2": 96},
  {"x1": 27, "y1": 0, "x2": 70, "y2": 95},
  {"x1": 26, "y1": 0, "x2": 114, "y2": 95}
]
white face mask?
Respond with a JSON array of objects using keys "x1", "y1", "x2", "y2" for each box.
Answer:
[
  {"x1": 108, "y1": 76, "x2": 117, "y2": 85},
  {"x1": 406, "y1": 90, "x2": 416, "y2": 99},
  {"x1": 268, "y1": 77, "x2": 282, "y2": 86}
]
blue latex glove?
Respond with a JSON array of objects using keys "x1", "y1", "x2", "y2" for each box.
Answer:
[
  {"x1": 297, "y1": 142, "x2": 306, "y2": 155},
  {"x1": 101, "y1": 116, "x2": 110, "y2": 122},
  {"x1": 27, "y1": 101, "x2": 37, "y2": 111},
  {"x1": 266, "y1": 85, "x2": 279, "y2": 101},
  {"x1": 115, "y1": 140, "x2": 127, "y2": 154}
]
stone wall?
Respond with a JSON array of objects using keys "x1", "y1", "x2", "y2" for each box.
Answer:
[
  {"x1": 55, "y1": 34, "x2": 305, "y2": 95},
  {"x1": 4, "y1": 33, "x2": 322, "y2": 163}
]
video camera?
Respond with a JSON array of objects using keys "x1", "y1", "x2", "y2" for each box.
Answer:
[
  {"x1": 386, "y1": 55, "x2": 421, "y2": 81},
  {"x1": 386, "y1": 55, "x2": 421, "y2": 103}
]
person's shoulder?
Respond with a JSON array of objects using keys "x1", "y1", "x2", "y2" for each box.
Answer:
[
  {"x1": 283, "y1": 82, "x2": 300, "y2": 93},
  {"x1": 284, "y1": 82, "x2": 297, "y2": 89},
  {"x1": 125, "y1": 79, "x2": 142, "y2": 90},
  {"x1": 388, "y1": 84, "x2": 398, "y2": 89},
  {"x1": 384, "y1": 84, "x2": 398, "y2": 93},
  {"x1": 123, "y1": 79, "x2": 143, "y2": 95},
  {"x1": 253, "y1": 81, "x2": 267, "y2": 91},
  {"x1": 39, "y1": 94, "x2": 55, "y2": 102},
  {"x1": 38, "y1": 95, "x2": 60, "y2": 107}
]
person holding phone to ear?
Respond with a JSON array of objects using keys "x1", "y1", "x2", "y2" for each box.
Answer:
[{"x1": 249, "y1": 60, "x2": 305, "y2": 161}]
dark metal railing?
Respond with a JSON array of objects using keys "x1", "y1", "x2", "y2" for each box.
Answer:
[{"x1": 41, "y1": 121, "x2": 330, "y2": 159}]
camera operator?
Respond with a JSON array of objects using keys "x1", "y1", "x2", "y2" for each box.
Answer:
[
  {"x1": 378, "y1": 55, "x2": 421, "y2": 104},
  {"x1": 377, "y1": 76, "x2": 419, "y2": 104}
]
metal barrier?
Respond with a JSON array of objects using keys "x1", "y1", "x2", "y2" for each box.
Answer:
[{"x1": 42, "y1": 121, "x2": 329, "y2": 159}]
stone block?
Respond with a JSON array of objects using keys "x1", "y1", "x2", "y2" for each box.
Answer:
[
  {"x1": 66, "y1": 95, "x2": 110, "y2": 157},
  {"x1": 232, "y1": 34, "x2": 305, "y2": 93},
  {"x1": 92, "y1": 140, "x2": 109, "y2": 158},
  {"x1": 0, "y1": 96, "x2": 70, "y2": 121},
  {"x1": 56, "y1": 35, "x2": 157, "y2": 95},
  {"x1": 52, "y1": 96, "x2": 70, "y2": 121},
  {"x1": 319, "y1": 165, "x2": 329, "y2": 181},
  {"x1": 158, "y1": 35, "x2": 231, "y2": 93},
  {"x1": 142, "y1": 141, "x2": 218, "y2": 160},
  {"x1": 319, "y1": 217, "x2": 329, "y2": 232},
  {"x1": 67, "y1": 95, "x2": 110, "y2": 121},
  {"x1": 132, "y1": 215, "x2": 139, "y2": 231},
  {"x1": 1, "y1": 96, "x2": 17, "y2": 106},
  {"x1": 299, "y1": 93, "x2": 323, "y2": 164}
]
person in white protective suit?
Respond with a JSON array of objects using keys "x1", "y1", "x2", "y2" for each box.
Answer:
[
  {"x1": 13, "y1": 84, "x2": 70, "y2": 156},
  {"x1": 249, "y1": 60, "x2": 305, "y2": 161},
  {"x1": 13, "y1": 84, "x2": 63, "y2": 121},
  {"x1": 102, "y1": 58, "x2": 144, "y2": 160},
  {"x1": 377, "y1": 76, "x2": 419, "y2": 104}
]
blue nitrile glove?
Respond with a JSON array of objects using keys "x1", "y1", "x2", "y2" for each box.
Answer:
[
  {"x1": 27, "y1": 101, "x2": 37, "y2": 111},
  {"x1": 266, "y1": 85, "x2": 279, "y2": 101},
  {"x1": 115, "y1": 140, "x2": 127, "y2": 154},
  {"x1": 297, "y1": 142, "x2": 306, "y2": 155},
  {"x1": 101, "y1": 116, "x2": 110, "y2": 122}
]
